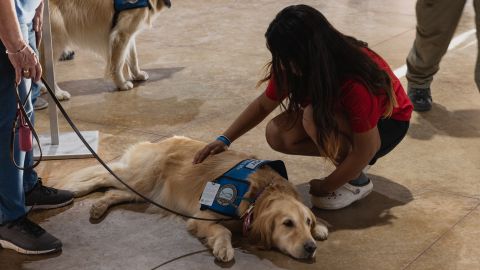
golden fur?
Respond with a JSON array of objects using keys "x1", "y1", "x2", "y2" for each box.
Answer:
[
  {"x1": 52, "y1": 136, "x2": 328, "y2": 262},
  {"x1": 48, "y1": 0, "x2": 168, "y2": 99}
]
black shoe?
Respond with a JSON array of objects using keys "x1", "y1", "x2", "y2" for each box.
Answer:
[
  {"x1": 0, "y1": 216, "x2": 62, "y2": 255},
  {"x1": 408, "y1": 88, "x2": 432, "y2": 112},
  {"x1": 33, "y1": 96, "x2": 49, "y2": 110},
  {"x1": 25, "y1": 179, "x2": 74, "y2": 210}
]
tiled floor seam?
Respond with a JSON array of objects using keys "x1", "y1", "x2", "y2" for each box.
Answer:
[
  {"x1": 370, "y1": 28, "x2": 415, "y2": 48},
  {"x1": 422, "y1": 188, "x2": 480, "y2": 201},
  {"x1": 148, "y1": 43, "x2": 267, "y2": 58},
  {"x1": 65, "y1": 107, "x2": 222, "y2": 138},
  {"x1": 64, "y1": 116, "x2": 172, "y2": 138},
  {"x1": 143, "y1": 110, "x2": 228, "y2": 137},
  {"x1": 401, "y1": 201, "x2": 480, "y2": 270},
  {"x1": 148, "y1": 249, "x2": 210, "y2": 270}
]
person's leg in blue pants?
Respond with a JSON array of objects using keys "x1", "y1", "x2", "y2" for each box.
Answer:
[
  {"x1": 27, "y1": 21, "x2": 47, "y2": 109},
  {"x1": 0, "y1": 22, "x2": 74, "y2": 255},
  {"x1": 0, "y1": 24, "x2": 34, "y2": 224},
  {"x1": 22, "y1": 23, "x2": 40, "y2": 193}
]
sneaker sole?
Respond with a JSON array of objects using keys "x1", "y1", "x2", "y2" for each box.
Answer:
[
  {"x1": 413, "y1": 105, "x2": 432, "y2": 112},
  {"x1": 34, "y1": 105, "x2": 48, "y2": 111},
  {"x1": 0, "y1": 239, "x2": 61, "y2": 255},
  {"x1": 26, "y1": 198, "x2": 74, "y2": 211},
  {"x1": 311, "y1": 185, "x2": 374, "y2": 210}
]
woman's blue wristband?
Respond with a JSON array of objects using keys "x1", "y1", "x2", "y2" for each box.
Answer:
[{"x1": 216, "y1": 135, "x2": 231, "y2": 147}]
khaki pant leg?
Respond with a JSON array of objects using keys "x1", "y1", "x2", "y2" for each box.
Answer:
[
  {"x1": 474, "y1": 0, "x2": 480, "y2": 92},
  {"x1": 406, "y1": 0, "x2": 467, "y2": 89}
]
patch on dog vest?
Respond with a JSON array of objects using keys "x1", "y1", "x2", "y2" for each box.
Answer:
[{"x1": 200, "y1": 159, "x2": 288, "y2": 218}]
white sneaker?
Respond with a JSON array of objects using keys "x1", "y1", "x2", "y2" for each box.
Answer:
[{"x1": 311, "y1": 180, "x2": 373, "y2": 210}]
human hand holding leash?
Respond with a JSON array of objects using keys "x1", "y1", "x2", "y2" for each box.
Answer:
[
  {"x1": 193, "y1": 136, "x2": 231, "y2": 164},
  {"x1": 6, "y1": 43, "x2": 42, "y2": 84}
]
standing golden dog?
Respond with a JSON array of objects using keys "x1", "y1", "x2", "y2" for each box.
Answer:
[
  {"x1": 48, "y1": 0, "x2": 170, "y2": 98},
  {"x1": 52, "y1": 136, "x2": 328, "y2": 262}
]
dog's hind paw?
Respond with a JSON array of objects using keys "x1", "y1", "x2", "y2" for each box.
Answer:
[
  {"x1": 133, "y1": 70, "x2": 149, "y2": 81},
  {"x1": 55, "y1": 88, "x2": 71, "y2": 101},
  {"x1": 213, "y1": 243, "x2": 234, "y2": 262},
  {"x1": 90, "y1": 202, "x2": 109, "y2": 219},
  {"x1": 117, "y1": 81, "x2": 134, "y2": 91}
]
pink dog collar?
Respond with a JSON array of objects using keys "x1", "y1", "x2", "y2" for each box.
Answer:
[{"x1": 242, "y1": 210, "x2": 253, "y2": 237}]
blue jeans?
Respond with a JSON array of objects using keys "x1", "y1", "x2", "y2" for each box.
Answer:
[
  {"x1": 26, "y1": 22, "x2": 42, "y2": 104},
  {"x1": 0, "y1": 23, "x2": 39, "y2": 224}
]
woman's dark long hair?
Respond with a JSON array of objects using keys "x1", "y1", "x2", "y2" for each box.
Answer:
[{"x1": 259, "y1": 4, "x2": 397, "y2": 163}]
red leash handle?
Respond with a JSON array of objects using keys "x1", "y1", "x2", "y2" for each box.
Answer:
[
  {"x1": 18, "y1": 108, "x2": 33, "y2": 152},
  {"x1": 9, "y1": 82, "x2": 42, "y2": 170}
]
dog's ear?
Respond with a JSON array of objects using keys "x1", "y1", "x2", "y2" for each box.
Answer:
[
  {"x1": 248, "y1": 212, "x2": 275, "y2": 249},
  {"x1": 248, "y1": 192, "x2": 279, "y2": 249}
]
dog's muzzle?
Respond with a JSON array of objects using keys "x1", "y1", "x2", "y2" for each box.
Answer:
[{"x1": 163, "y1": 0, "x2": 171, "y2": 8}]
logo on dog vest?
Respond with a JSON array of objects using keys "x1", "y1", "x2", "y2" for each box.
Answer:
[{"x1": 216, "y1": 184, "x2": 237, "y2": 206}]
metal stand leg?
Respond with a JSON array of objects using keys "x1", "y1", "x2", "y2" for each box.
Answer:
[{"x1": 34, "y1": 0, "x2": 99, "y2": 160}]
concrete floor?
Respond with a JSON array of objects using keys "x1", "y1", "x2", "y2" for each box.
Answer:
[{"x1": 2, "y1": 0, "x2": 480, "y2": 269}]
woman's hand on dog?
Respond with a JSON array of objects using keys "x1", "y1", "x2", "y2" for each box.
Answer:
[{"x1": 193, "y1": 140, "x2": 228, "y2": 164}]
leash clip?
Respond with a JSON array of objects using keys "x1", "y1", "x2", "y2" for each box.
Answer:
[
  {"x1": 240, "y1": 203, "x2": 255, "y2": 220},
  {"x1": 242, "y1": 204, "x2": 255, "y2": 236}
]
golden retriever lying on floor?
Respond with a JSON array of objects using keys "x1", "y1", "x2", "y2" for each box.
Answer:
[
  {"x1": 48, "y1": 0, "x2": 171, "y2": 99},
  {"x1": 53, "y1": 136, "x2": 328, "y2": 262}
]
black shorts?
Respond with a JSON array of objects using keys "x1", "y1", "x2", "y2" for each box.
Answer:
[{"x1": 369, "y1": 118, "x2": 410, "y2": 165}]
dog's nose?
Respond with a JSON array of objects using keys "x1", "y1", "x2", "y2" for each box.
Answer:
[{"x1": 304, "y1": 241, "x2": 317, "y2": 254}]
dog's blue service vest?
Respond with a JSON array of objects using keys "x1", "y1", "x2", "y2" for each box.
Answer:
[
  {"x1": 111, "y1": 0, "x2": 171, "y2": 28},
  {"x1": 114, "y1": 0, "x2": 151, "y2": 12},
  {"x1": 112, "y1": 0, "x2": 153, "y2": 29},
  {"x1": 200, "y1": 159, "x2": 288, "y2": 218}
]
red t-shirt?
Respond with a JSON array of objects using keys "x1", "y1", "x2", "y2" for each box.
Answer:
[{"x1": 264, "y1": 48, "x2": 413, "y2": 133}]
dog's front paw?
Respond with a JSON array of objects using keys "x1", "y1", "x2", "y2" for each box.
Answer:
[
  {"x1": 213, "y1": 241, "x2": 234, "y2": 262},
  {"x1": 313, "y1": 224, "x2": 329, "y2": 241},
  {"x1": 117, "y1": 81, "x2": 134, "y2": 91},
  {"x1": 55, "y1": 88, "x2": 71, "y2": 101},
  {"x1": 133, "y1": 70, "x2": 149, "y2": 81}
]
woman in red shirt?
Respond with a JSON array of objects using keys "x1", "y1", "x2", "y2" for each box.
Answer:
[{"x1": 193, "y1": 4, "x2": 413, "y2": 210}]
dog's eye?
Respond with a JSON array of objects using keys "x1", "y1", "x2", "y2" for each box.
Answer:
[
  {"x1": 306, "y1": 218, "x2": 311, "y2": 226},
  {"x1": 283, "y1": 219, "x2": 294, "y2": 228}
]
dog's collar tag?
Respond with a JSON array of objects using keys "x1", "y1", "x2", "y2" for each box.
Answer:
[{"x1": 200, "y1": 182, "x2": 221, "y2": 207}]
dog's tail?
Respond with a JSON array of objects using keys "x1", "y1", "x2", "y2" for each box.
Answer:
[{"x1": 49, "y1": 161, "x2": 127, "y2": 198}]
